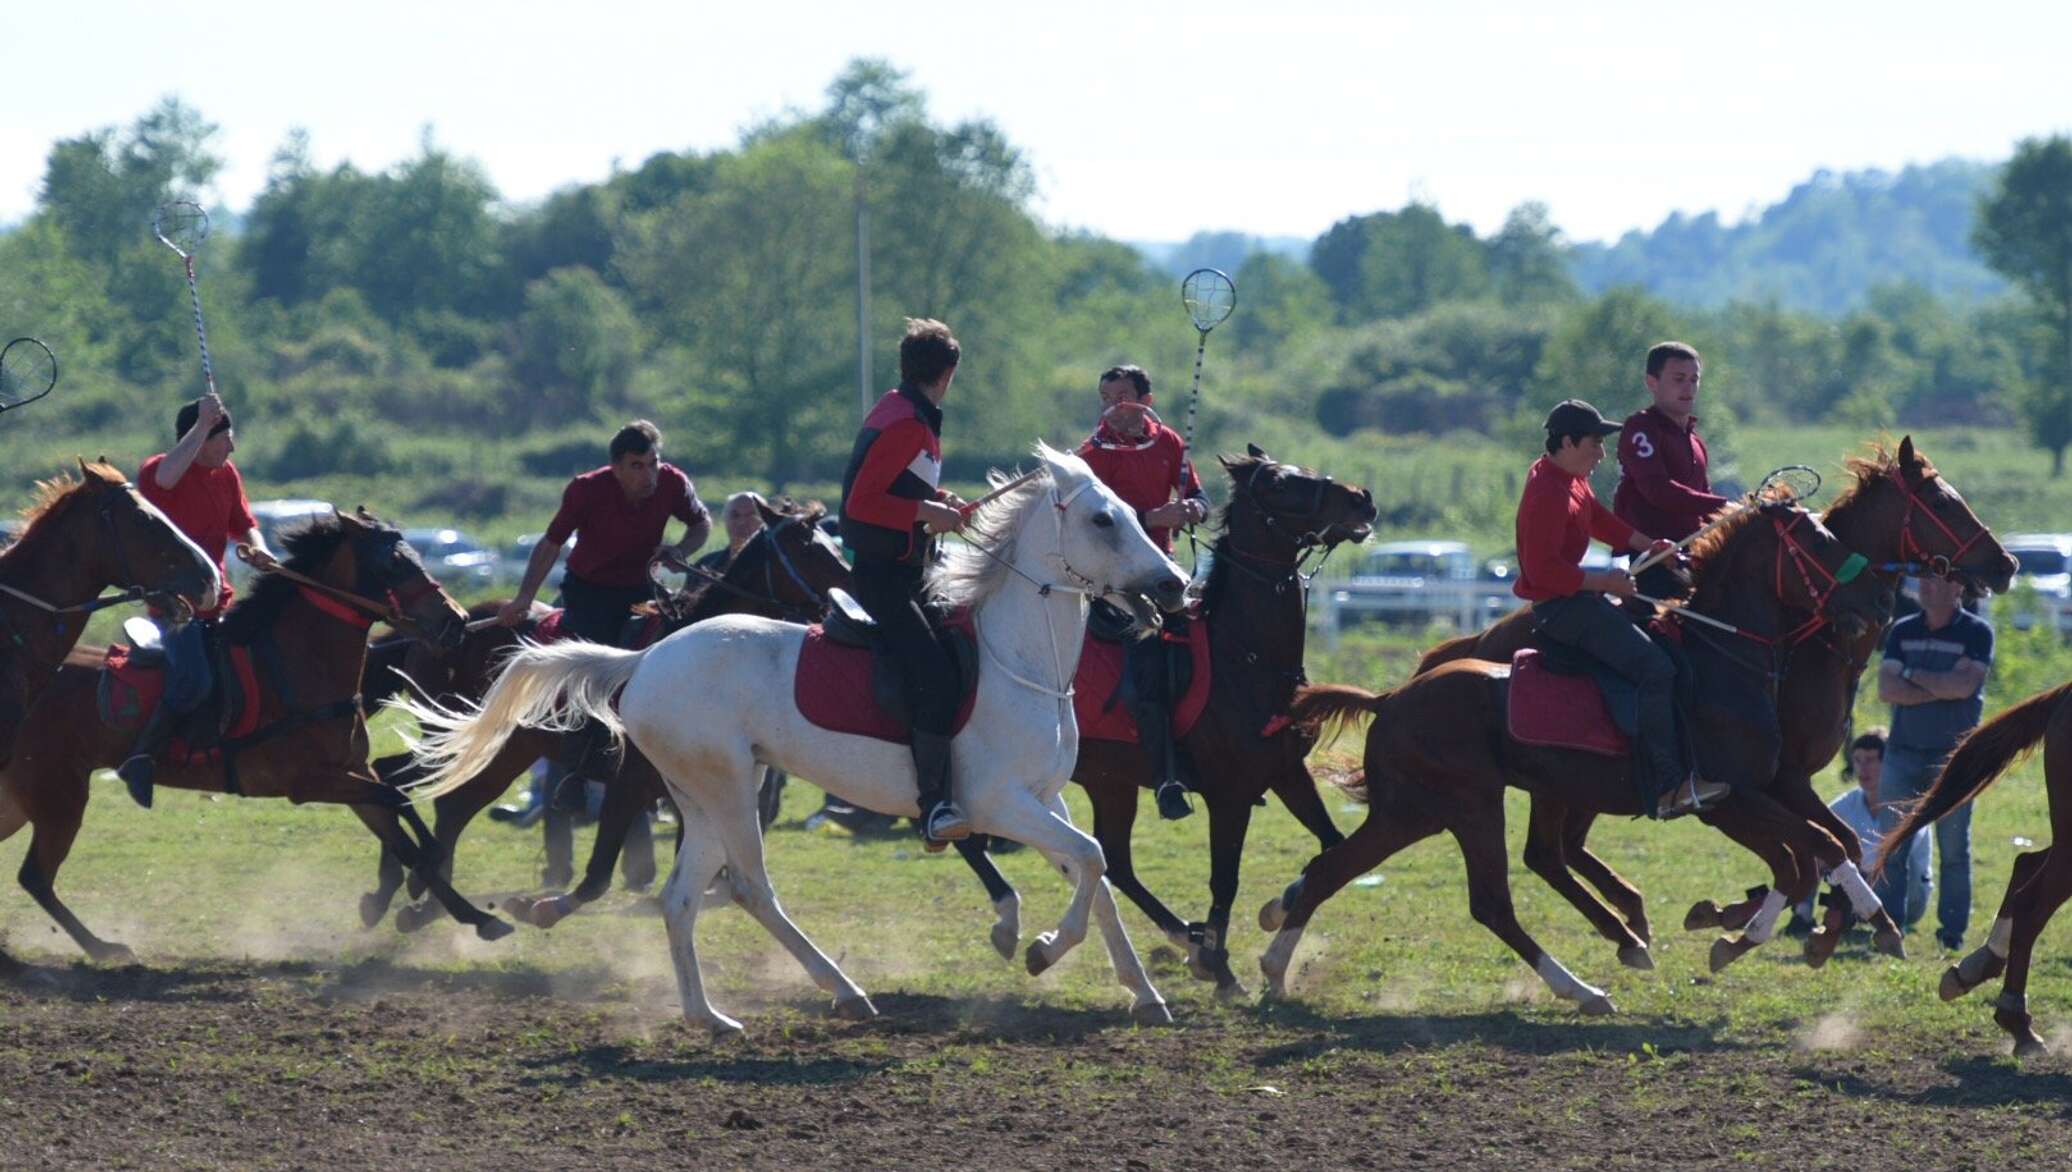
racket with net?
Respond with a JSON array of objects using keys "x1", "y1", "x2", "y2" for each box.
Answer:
[{"x1": 0, "y1": 338, "x2": 58, "y2": 415}]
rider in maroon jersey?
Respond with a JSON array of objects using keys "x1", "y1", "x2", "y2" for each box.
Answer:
[{"x1": 1613, "y1": 341, "x2": 1728, "y2": 597}]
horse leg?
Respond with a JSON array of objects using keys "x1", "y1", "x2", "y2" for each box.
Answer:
[
  {"x1": 1452, "y1": 791, "x2": 1616, "y2": 1015},
  {"x1": 1268, "y1": 761, "x2": 1345, "y2": 850},
  {"x1": 16, "y1": 801, "x2": 131, "y2": 964},
  {"x1": 659, "y1": 808, "x2": 740, "y2": 1035},
  {"x1": 1943, "y1": 847, "x2": 2048, "y2": 1002},
  {"x1": 397, "y1": 738, "x2": 540, "y2": 932},
  {"x1": 361, "y1": 750, "x2": 419, "y2": 927},
  {"x1": 977, "y1": 787, "x2": 1107, "y2": 979},
  {"x1": 1045, "y1": 792, "x2": 1169, "y2": 1025},
  {"x1": 1558, "y1": 809, "x2": 1650, "y2": 945},
  {"x1": 1192, "y1": 795, "x2": 1254, "y2": 994},
  {"x1": 336, "y1": 780, "x2": 511, "y2": 941},
  {"x1": 1990, "y1": 846, "x2": 2071, "y2": 1057},
  {"x1": 951, "y1": 836, "x2": 1023, "y2": 961},
  {"x1": 1085, "y1": 776, "x2": 1188, "y2": 950},
  {"x1": 1703, "y1": 795, "x2": 1883, "y2": 972},
  {"x1": 527, "y1": 761, "x2": 669, "y2": 930},
  {"x1": 1259, "y1": 775, "x2": 1446, "y2": 998},
  {"x1": 1521, "y1": 796, "x2": 1651, "y2": 969}
]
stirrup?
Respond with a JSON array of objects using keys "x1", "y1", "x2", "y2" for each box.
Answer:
[
  {"x1": 1155, "y1": 779, "x2": 1194, "y2": 821},
  {"x1": 117, "y1": 755, "x2": 157, "y2": 810},
  {"x1": 1655, "y1": 775, "x2": 1729, "y2": 820},
  {"x1": 921, "y1": 801, "x2": 972, "y2": 846}
]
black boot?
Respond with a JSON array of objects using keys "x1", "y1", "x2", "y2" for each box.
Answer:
[
  {"x1": 115, "y1": 708, "x2": 174, "y2": 810},
  {"x1": 911, "y1": 730, "x2": 971, "y2": 851},
  {"x1": 1138, "y1": 701, "x2": 1193, "y2": 821}
]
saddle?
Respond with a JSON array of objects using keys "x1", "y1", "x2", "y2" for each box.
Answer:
[
  {"x1": 792, "y1": 588, "x2": 980, "y2": 744},
  {"x1": 1074, "y1": 610, "x2": 1213, "y2": 745},
  {"x1": 97, "y1": 623, "x2": 262, "y2": 765},
  {"x1": 1501, "y1": 648, "x2": 1631, "y2": 757}
]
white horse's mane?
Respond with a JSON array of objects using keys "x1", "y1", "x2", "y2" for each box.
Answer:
[{"x1": 926, "y1": 443, "x2": 1092, "y2": 611}]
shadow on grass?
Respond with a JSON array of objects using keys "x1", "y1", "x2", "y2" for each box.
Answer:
[
  {"x1": 1245, "y1": 999, "x2": 1743, "y2": 1064},
  {"x1": 516, "y1": 1040, "x2": 891, "y2": 1088},
  {"x1": 1789, "y1": 1056, "x2": 2072, "y2": 1115},
  {"x1": 0, "y1": 954, "x2": 640, "y2": 1005}
]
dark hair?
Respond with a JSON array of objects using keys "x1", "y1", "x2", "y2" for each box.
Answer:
[
  {"x1": 899, "y1": 318, "x2": 960, "y2": 387},
  {"x1": 1544, "y1": 432, "x2": 1590, "y2": 456},
  {"x1": 1099, "y1": 364, "x2": 1151, "y2": 399},
  {"x1": 174, "y1": 398, "x2": 234, "y2": 441},
  {"x1": 1849, "y1": 727, "x2": 1887, "y2": 757},
  {"x1": 1645, "y1": 341, "x2": 1701, "y2": 378},
  {"x1": 609, "y1": 420, "x2": 661, "y2": 462}
]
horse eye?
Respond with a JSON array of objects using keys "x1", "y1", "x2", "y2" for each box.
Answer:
[{"x1": 1092, "y1": 511, "x2": 1116, "y2": 530}]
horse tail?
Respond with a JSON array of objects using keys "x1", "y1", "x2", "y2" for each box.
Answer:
[
  {"x1": 1287, "y1": 682, "x2": 1388, "y2": 748},
  {"x1": 1414, "y1": 631, "x2": 1480, "y2": 676},
  {"x1": 395, "y1": 640, "x2": 647, "y2": 801},
  {"x1": 1875, "y1": 681, "x2": 2071, "y2": 878}
]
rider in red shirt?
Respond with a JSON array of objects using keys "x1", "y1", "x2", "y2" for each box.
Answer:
[
  {"x1": 117, "y1": 393, "x2": 277, "y2": 808},
  {"x1": 1518, "y1": 400, "x2": 1724, "y2": 818},
  {"x1": 1076, "y1": 365, "x2": 1208, "y2": 820}
]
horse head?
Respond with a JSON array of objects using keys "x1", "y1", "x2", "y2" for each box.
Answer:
[
  {"x1": 1836, "y1": 437, "x2": 2015, "y2": 595},
  {"x1": 1035, "y1": 442, "x2": 1189, "y2": 622},
  {"x1": 1220, "y1": 443, "x2": 1377, "y2": 553},
  {"x1": 334, "y1": 507, "x2": 469, "y2": 649},
  {"x1": 25, "y1": 459, "x2": 220, "y2": 613}
]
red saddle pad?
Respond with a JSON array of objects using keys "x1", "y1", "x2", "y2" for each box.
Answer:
[
  {"x1": 792, "y1": 616, "x2": 978, "y2": 745},
  {"x1": 1073, "y1": 620, "x2": 1213, "y2": 745},
  {"x1": 1506, "y1": 648, "x2": 1628, "y2": 758},
  {"x1": 97, "y1": 643, "x2": 264, "y2": 765}
]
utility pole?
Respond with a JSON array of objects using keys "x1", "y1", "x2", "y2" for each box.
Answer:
[{"x1": 855, "y1": 167, "x2": 872, "y2": 416}]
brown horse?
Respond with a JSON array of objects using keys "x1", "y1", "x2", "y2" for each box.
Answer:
[
  {"x1": 949, "y1": 448, "x2": 1377, "y2": 991},
  {"x1": 1258, "y1": 502, "x2": 1896, "y2": 1010},
  {"x1": 0, "y1": 509, "x2": 481, "y2": 963},
  {"x1": 0, "y1": 461, "x2": 219, "y2": 767},
  {"x1": 1883, "y1": 681, "x2": 2072, "y2": 1056},
  {"x1": 1413, "y1": 438, "x2": 2013, "y2": 969},
  {"x1": 360, "y1": 500, "x2": 853, "y2": 933}
]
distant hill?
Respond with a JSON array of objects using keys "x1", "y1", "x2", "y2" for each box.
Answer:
[
  {"x1": 1132, "y1": 230, "x2": 1310, "y2": 278},
  {"x1": 1566, "y1": 159, "x2": 2006, "y2": 314}
]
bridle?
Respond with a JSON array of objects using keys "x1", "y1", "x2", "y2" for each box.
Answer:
[
  {"x1": 244, "y1": 528, "x2": 453, "y2": 637},
  {"x1": 0, "y1": 483, "x2": 197, "y2": 623},
  {"x1": 663, "y1": 514, "x2": 832, "y2": 624},
  {"x1": 1885, "y1": 467, "x2": 1996, "y2": 583},
  {"x1": 1670, "y1": 509, "x2": 1870, "y2": 679},
  {"x1": 1221, "y1": 460, "x2": 1364, "y2": 595}
]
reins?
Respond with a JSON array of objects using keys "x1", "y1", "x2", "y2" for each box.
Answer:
[{"x1": 235, "y1": 543, "x2": 416, "y2": 632}]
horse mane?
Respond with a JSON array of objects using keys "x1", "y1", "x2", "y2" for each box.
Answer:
[
  {"x1": 1201, "y1": 454, "x2": 1273, "y2": 612},
  {"x1": 218, "y1": 514, "x2": 352, "y2": 643},
  {"x1": 7, "y1": 462, "x2": 127, "y2": 553},
  {"x1": 927, "y1": 448, "x2": 1073, "y2": 611},
  {"x1": 1683, "y1": 503, "x2": 1768, "y2": 576},
  {"x1": 1830, "y1": 439, "x2": 1936, "y2": 514}
]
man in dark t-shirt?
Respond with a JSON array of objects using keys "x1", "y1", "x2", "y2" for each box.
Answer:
[{"x1": 1875, "y1": 574, "x2": 1993, "y2": 950}]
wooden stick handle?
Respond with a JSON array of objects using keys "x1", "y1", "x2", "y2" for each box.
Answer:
[
  {"x1": 958, "y1": 467, "x2": 1044, "y2": 516},
  {"x1": 1630, "y1": 499, "x2": 1750, "y2": 575}
]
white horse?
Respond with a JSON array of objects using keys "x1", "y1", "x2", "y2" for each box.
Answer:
[{"x1": 402, "y1": 444, "x2": 1190, "y2": 1033}]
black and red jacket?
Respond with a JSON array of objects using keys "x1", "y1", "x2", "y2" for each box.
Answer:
[{"x1": 839, "y1": 384, "x2": 946, "y2": 565}]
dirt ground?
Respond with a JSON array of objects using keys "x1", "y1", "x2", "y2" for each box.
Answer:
[{"x1": 2, "y1": 950, "x2": 2067, "y2": 1172}]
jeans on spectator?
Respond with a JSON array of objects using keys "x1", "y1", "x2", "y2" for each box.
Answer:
[{"x1": 1879, "y1": 742, "x2": 1972, "y2": 946}]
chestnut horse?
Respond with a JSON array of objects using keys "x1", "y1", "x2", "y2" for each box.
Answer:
[
  {"x1": 1259, "y1": 503, "x2": 1897, "y2": 1011},
  {"x1": 360, "y1": 500, "x2": 854, "y2": 932},
  {"x1": 1883, "y1": 680, "x2": 2072, "y2": 1056},
  {"x1": 0, "y1": 461, "x2": 219, "y2": 767},
  {"x1": 948, "y1": 448, "x2": 1377, "y2": 991},
  {"x1": 0, "y1": 509, "x2": 481, "y2": 963},
  {"x1": 1413, "y1": 438, "x2": 2012, "y2": 969}
]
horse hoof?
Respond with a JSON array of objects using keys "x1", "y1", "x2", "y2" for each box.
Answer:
[
  {"x1": 1617, "y1": 945, "x2": 1654, "y2": 971},
  {"x1": 705, "y1": 1015, "x2": 746, "y2": 1039},
  {"x1": 475, "y1": 917, "x2": 514, "y2": 942},
  {"x1": 1579, "y1": 994, "x2": 1617, "y2": 1017},
  {"x1": 1258, "y1": 897, "x2": 1286, "y2": 933},
  {"x1": 1709, "y1": 936, "x2": 1753, "y2": 974},
  {"x1": 1684, "y1": 901, "x2": 1723, "y2": 931},
  {"x1": 1719, "y1": 904, "x2": 1757, "y2": 933},
  {"x1": 90, "y1": 943, "x2": 135, "y2": 966},
  {"x1": 832, "y1": 995, "x2": 878, "y2": 1022},
  {"x1": 1214, "y1": 979, "x2": 1250, "y2": 1002},
  {"x1": 1872, "y1": 929, "x2": 1906, "y2": 961},
  {"x1": 1803, "y1": 926, "x2": 1839, "y2": 970},
  {"x1": 1025, "y1": 938, "x2": 1056, "y2": 978},
  {"x1": 1630, "y1": 922, "x2": 1654, "y2": 949},
  {"x1": 2013, "y1": 1033, "x2": 2050, "y2": 1059},
  {"x1": 529, "y1": 897, "x2": 574, "y2": 931},
  {"x1": 358, "y1": 893, "x2": 389, "y2": 929},
  {"x1": 394, "y1": 903, "x2": 433, "y2": 934},
  {"x1": 990, "y1": 919, "x2": 1019, "y2": 962},
  {"x1": 1258, "y1": 957, "x2": 1287, "y2": 1001},
  {"x1": 1130, "y1": 1000, "x2": 1175, "y2": 1027},
  {"x1": 1940, "y1": 965, "x2": 1974, "y2": 1002}
]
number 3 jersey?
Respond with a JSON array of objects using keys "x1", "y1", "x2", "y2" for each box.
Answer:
[{"x1": 1611, "y1": 405, "x2": 1728, "y2": 542}]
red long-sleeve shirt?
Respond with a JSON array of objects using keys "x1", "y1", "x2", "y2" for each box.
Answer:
[
  {"x1": 1514, "y1": 456, "x2": 1636, "y2": 602},
  {"x1": 1077, "y1": 417, "x2": 1206, "y2": 555},
  {"x1": 1611, "y1": 407, "x2": 1728, "y2": 541}
]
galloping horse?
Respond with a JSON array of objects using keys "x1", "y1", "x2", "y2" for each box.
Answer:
[
  {"x1": 405, "y1": 445, "x2": 1191, "y2": 1031},
  {"x1": 1414, "y1": 439, "x2": 2013, "y2": 968},
  {"x1": 0, "y1": 461, "x2": 219, "y2": 767},
  {"x1": 358, "y1": 500, "x2": 852, "y2": 932},
  {"x1": 1259, "y1": 502, "x2": 1895, "y2": 1012},
  {"x1": 949, "y1": 447, "x2": 1376, "y2": 992},
  {"x1": 0, "y1": 509, "x2": 482, "y2": 963},
  {"x1": 1883, "y1": 681, "x2": 2072, "y2": 1056}
]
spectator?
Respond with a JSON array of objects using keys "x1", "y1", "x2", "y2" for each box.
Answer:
[
  {"x1": 1875, "y1": 574, "x2": 1992, "y2": 950},
  {"x1": 695, "y1": 491, "x2": 769, "y2": 574},
  {"x1": 1790, "y1": 728, "x2": 1930, "y2": 933}
]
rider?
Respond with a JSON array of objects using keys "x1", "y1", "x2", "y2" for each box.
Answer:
[
  {"x1": 1515, "y1": 399, "x2": 1726, "y2": 818},
  {"x1": 838, "y1": 317, "x2": 972, "y2": 848},
  {"x1": 1612, "y1": 341, "x2": 1729, "y2": 596},
  {"x1": 116, "y1": 392, "x2": 276, "y2": 809},
  {"x1": 1076, "y1": 364, "x2": 1210, "y2": 821},
  {"x1": 499, "y1": 420, "x2": 710, "y2": 810}
]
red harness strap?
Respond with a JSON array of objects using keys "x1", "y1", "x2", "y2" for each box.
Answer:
[{"x1": 298, "y1": 584, "x2": 376, "y2": 629}]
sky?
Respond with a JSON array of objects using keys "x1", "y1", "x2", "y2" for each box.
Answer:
[{"x1": 3, "y1": 0, "x2": 2068, "y2": 246}]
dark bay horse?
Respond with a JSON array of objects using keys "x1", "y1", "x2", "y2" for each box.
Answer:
[
  {"x1": 1412, "y1": 438, "x2": 2012, "y2": 969},
  {"x1": 952, "y1": 448, "x2": 1377, "y2": 992},
  {"x1": 0, "y1": 509, "x2": 480, "y2": 963},
  {"x1": 1259, "y1": 502, "x2": 1896, "y2": 1010},
  {"x1": 0, "y1": 461, "x2": 219, "y2": 767},
  {"x1": 361, "y1": 500, "x2": 853, "y2": 932},
  {"x1": 1884, "y1": 680, "x2": 2072, "y2": 1056}
]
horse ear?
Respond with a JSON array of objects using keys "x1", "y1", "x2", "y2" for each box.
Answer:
[
  {"x1": 1246, "y1": 443, "x2": 1268, "y2": 460},
  {"x1": 755, "y1": 499, "x2": 784, "y2": 525},
  {"x1": 1897, "y1": 435, "x2": 1919, "y2": 478}
]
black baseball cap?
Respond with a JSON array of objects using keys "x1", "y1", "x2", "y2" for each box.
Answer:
[
  {"x1": 1543, "y1": 399, "x2": 1621, "y2": 438},
  {"x1": 174, "y1": 398, "x2": 234, "y2": 440}
]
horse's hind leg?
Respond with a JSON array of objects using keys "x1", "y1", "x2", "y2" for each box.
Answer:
[
  {"x1": 1521, "y1": 797, "x2": 1650, "y2": 968},
  {"x1": 1194, "y1": 794, "x2": 1255, "y2": 993},
  {"x1": 361, "y1": 750, "x2": 418, "y2": 927},
  {"x1": 1944, "y1": 847, "x2": 2046, "y2": 1002},
  {"x1": 1986, "y1": 846, "x2": 2070, "y2": 1057},
  {"x1": 1047, "y1": 791, "x2": 1168, "y2": 1024},
  {"x1": 345, "y1": 789, "x2": 511, "y2": 941},
  {"x1": 1452, "y1": 791, "x2": 1614, "y2": 1015},
  {"x1": 17, "y1": 802, "x2": 131, "y2": 964},
  {"x1": 1557, "y1": 809, "x2": 1650, "y2": 944},
  {"x1": 660, "y1": 810, "x2": 739, "y2": 1035},
  {"x1": 951, "y1": 836, "x2": 1022, "y2": 961}
]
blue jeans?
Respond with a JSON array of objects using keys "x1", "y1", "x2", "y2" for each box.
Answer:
[
  {"x1": 1880, "y1": 742, "x2": 1972, "y2": 946},
  {"x1": 161, "y1": 619, "x2": 214, "y2": 713}
]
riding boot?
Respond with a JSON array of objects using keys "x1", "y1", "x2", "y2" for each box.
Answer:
[
  {"x1": 1137, "y1": 700, "x2": 1193, "y2": 821},
  {"x1": 910, "y1": 729, "x2": 971, "y2": 851},
  {"x1": 115, "y1": 707, "x2": 175, "y2": 810}
]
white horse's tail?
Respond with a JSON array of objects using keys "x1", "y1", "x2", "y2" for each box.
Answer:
[{"x1": 394, "y1": 640, "x2": 646, "y2": 801}]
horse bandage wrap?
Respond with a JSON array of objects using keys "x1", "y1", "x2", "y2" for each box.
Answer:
[
  {"x1": 1834, "y1": 552, "x2": 1869, "y2": 584},
  {"x1": 1826, "y1": 861, "x2": 1883, "y2": 919},
  {"x1": 1741, "y1": 889, "x2": 1790, "y2": 944}
]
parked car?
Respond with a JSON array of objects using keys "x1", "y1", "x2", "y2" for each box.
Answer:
[
  {"x1": 1325, "y1": 540, "x2": 1519, "y2": 631},
  {"x1": 1995, "y1": 533, "x2": 2072, "y2": 633},
  {"x1": 403, "y1": 527, "x2": 500, "y2": 590}
]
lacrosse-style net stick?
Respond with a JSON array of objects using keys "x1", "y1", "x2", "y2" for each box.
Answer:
[
  {"x1": 0, "y1": 338, "x2": 58, "y2": 414},
  {"x1": 1179, "y1": 268, "x2": 1236, "y2": 451},
  {"x1": 1632, "y1": 464, "x2": 1825, "y2": 574},
  {"x1": 153, "y1": 201, "x2": 216, "y2": 395}
]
